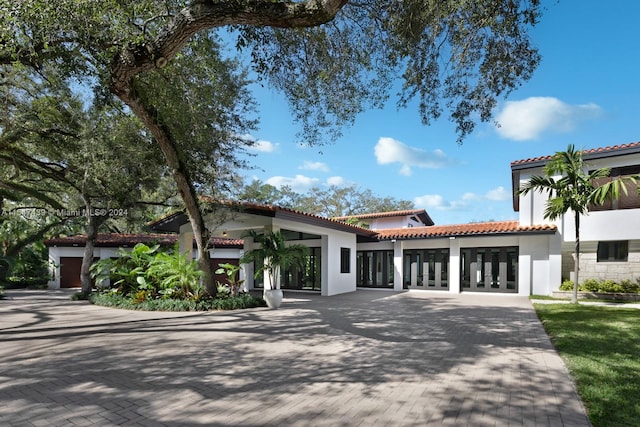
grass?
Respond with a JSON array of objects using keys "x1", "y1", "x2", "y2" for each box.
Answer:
[
  {"x1": 529, "y1": 294, "x2": 569, "y2": 301},
  {"x1": 534, "y1": 304, "x2": 640, "y2": 426}
]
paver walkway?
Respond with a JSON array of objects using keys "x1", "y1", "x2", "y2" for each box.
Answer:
[{"x1": 0, "y1": 289, "x2": 590, "y2": 426}]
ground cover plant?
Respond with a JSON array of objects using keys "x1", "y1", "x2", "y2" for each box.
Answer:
[
  {"x1": 534, "y1": 304, "x2": 640, "y2": 426},
  {"x1": 88, "y1": 243, "x2": 265, "y2": 311}
]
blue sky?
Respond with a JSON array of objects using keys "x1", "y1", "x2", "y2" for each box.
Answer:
[{"x1": 238, "y1": 1, "x2": 640, "y2": 225}]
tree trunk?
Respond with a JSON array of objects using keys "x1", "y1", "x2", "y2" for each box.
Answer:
[
  {"x1": 80, "y1": 212, "x2": 101, "y2": 295},
  {"x1": 112, "y1": 84, "x2": 216, "y2": 296},
  {"x1": 572, "y1": 212, "x2": 580, "y2": 304},
  {"x1": 104, "y1": 0, "x2": 349, "y2": 299}
]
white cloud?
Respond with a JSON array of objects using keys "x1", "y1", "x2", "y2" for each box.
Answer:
[
  {"x1": 462, "y1": 192, "x2": 480, "y2": 201},
  {"x1": 240, "y1": 134, "x2": 280, "y2": 152},
  {"x1": 484, "y1": 186, "x2": 510, "y2": 201},
  {"x1": 265, "y1": 175, "x2": 319, "y2": 193},
  {"x1": 326, "y1": 176, "x2": 346, "y2": 186},
  {"x1": 414, "y1": 194, "x2": 469, "y2": 211},
  {"x1": 414, "y1": 194, "x2": 446, "y2": 209},
  {"x1": 415, "y1": 186, "x2": 510, "y2": 212},
  {"x1": 251, "y1": 139, "x2": 279, "y2": 153},
  {"x1": 495, "y1": 97, "x2": 603, "y2": 141},
  {"x1": 299, "y1": 161, "x2": 330, "y2": 172},
  {"x1": 374, "y1": 137, "x2": 453, "y2": 175}
]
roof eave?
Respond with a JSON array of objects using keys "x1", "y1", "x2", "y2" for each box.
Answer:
[{"x1": 376, "y1": 228, "x2": 556, "y2": 241}]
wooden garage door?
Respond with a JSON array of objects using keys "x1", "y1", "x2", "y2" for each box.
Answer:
[{"x1": 59, "y1": 257, "x2": 83, "y2": 288}]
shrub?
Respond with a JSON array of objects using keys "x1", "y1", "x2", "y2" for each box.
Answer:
[
  {"x1": 89, "y1": 291, "x2": 266, "y2": 311},
  {"x1": 559, "y1": 280, "x2": 574, "y2": 291},
  {"x1": 620, "y1": 279, "x2": 640, "y2": 293},
  {"x1": 146, "y1": 248, "x2": 203, "y2": 299},
  {"x1": 90, "y1": 243, "x2": 161, "y2": 295},
  {"x1": 580, "y1": 278, "x2": 600, "y2": 292},
  {"x1": 598, "y1": 280, "x2": 624, "y2": 293}
]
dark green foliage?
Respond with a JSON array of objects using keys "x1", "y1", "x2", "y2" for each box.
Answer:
[
  {"x1": 90, "y1": 243, "x2": 160, "y2": 296},
  {"x1": 91, "y1": 243, "x2": 204, "y2": 300},
  {"x1": 89, "y1": 291, "x2": 265, "y2": 311},
  {"x1": 146, "y1": 249, "x2": 204, "y2": 299},
  {"x1": 535, "y1": 304, "x2": 640, "y2": 426},
  {"x1": 215, "y1": 262, "x2": 244, "y2": 297},
  {"x1": 0, "y1": 243, "x2": 51, "y2": 288}
]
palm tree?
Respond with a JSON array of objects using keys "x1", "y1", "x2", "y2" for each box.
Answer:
[
  {"x1": 240, "y1": 229, "x2": 309, "y2": 292},
  {"x1": 519, "y1": 144, "x2": 636, "y2": 303}
]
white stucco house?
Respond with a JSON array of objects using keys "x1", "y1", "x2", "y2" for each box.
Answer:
[
  {"x1": 511, "y1": 142, "x2": 640, "y2": 284},
  {"x1": 47, "y1": 142, "x2": 640, "y2": 295}
]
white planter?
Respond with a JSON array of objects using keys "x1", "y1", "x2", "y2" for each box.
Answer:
[{"x1": 263, "y1": 289, "x2": 283, "y2": 309}]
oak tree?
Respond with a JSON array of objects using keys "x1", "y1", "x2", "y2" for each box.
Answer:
[{"x1": 0, "y1": 0, "x2": 543, "y2": 294}]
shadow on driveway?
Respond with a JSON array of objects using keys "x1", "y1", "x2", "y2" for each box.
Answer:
[{"x1": 0, "y1": 289, "x2": 590, "y2": 426}]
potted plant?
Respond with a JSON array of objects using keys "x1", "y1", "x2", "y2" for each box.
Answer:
[{"x1": 240, "y1": 229, "x2": 309, "y2": 309}]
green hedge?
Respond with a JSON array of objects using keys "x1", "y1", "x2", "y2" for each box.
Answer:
[
  {"x1": 560, "y1": 278, "x2": 640, "y2": 293},
  {"x1": 88, "y1": 291, "x2": 266, "y2": 311}
]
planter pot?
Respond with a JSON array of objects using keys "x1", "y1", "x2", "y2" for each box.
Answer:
[{"x1": 263, "y1": 289, "x2": 283, "y2": 309}]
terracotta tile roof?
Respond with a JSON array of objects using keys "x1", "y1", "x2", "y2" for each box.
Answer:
[
  {"x1": 511, "y1": 141, "x2": 640, "y2": 167},
  {"x1": 333, "y1": 209, "x2": 421, "y2": 220},
  {"x1": 44, "y1": 233, "x2": 244, "y2": 248},
  {"x1": 375, "y1": 221, "x2": 557, "y2": 240}
]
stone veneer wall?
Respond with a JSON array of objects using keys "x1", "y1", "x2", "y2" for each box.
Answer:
[{"x1": 561, "y1": 241, "x2": 640, "y2": 283}]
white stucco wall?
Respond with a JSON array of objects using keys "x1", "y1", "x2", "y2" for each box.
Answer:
[
  {"x1": 517, "y1": 234, "x2": 560, "y2": 296},
  {"x1": 324, "y1": 232, "x2": 358, "y2": 296},
  {"x1": 243, "y1": 217, "x2": 360, "y2": 297},
  {"x1": 369, "y1": 217, "x2": 407, "y2": 229},
  {"x1": 47, "y1": 246, "x2": 121, "y2": 289}
]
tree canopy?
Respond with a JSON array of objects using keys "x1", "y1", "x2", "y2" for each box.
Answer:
[
  {"x1": 1, "y1": 0, "x2": 542, "y2": 142},
  {"x1": 0, "y1": 0, "x2": 544, "y2": 294},
  {"x1": 234, "y1": 179, "x2": 414, "y2": 217}
]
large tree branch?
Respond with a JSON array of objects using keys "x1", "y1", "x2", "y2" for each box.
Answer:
[
  {"x1": 4, "y1": 217, "x2": 70, "y2": 258},
  {"x1": 111, "y1": 0, "x2": 348, "y2": 95},
  {"x1": 0, "y1": 180, "x2": 66, "y2": 209}
]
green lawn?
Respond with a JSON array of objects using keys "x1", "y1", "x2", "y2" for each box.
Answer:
[{"x1": 534, "y1": 304, "x2": 640, "y2": 427}]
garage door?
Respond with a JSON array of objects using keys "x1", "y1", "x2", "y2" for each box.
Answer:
[{"x1": 59, "y1": 257, "x2": 83, "y2": 288}]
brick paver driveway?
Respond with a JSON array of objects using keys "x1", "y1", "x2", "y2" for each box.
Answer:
[{"x1": 0, "y1": 289, "x2": 589, "y2": 426}]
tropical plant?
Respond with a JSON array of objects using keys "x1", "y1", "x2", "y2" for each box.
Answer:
[
  {"x1": 146, "y1": 248, "x2": 204, "y2": 299},
  {"x1": 90, "y1": 243, "x2": 160, "y2": 295},
  {"x1": 215, "y1": 262, "x2": 245, "y2": 297},
  {"x1": 240, "y1": 230, "x2": 309, "y2": 291},
  {"x1": 519, "y1": 144, "x2": 637, "y2": 303}
]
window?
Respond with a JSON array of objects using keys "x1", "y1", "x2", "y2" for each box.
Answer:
[
  {"x1": 403, "y1": 249, "x2": 449, "y2": 290},
  {"x1": 597, "y1": 241, "x2": 628, "y2": 262},
  {"x1": 590, "y1": 165, "x2": 640, "y2": 211},
  {"x1": 340, "y1": 247, "x2": 350, "y2": 273},
  {"x1": 356, "y1": 250, "x2": 394, "y2": 288},
  {"x1": 460, "y1": 247, "x2": 518, "y2": 293}
]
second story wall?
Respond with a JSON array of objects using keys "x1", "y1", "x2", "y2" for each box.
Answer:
[{"x1": 513, "y1": 144, "x2": 640, "y2": 243}]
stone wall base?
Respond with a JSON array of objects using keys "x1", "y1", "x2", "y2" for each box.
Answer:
[{"x1": 552, "y1": 291, "x2": 640, "y2": 301}]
